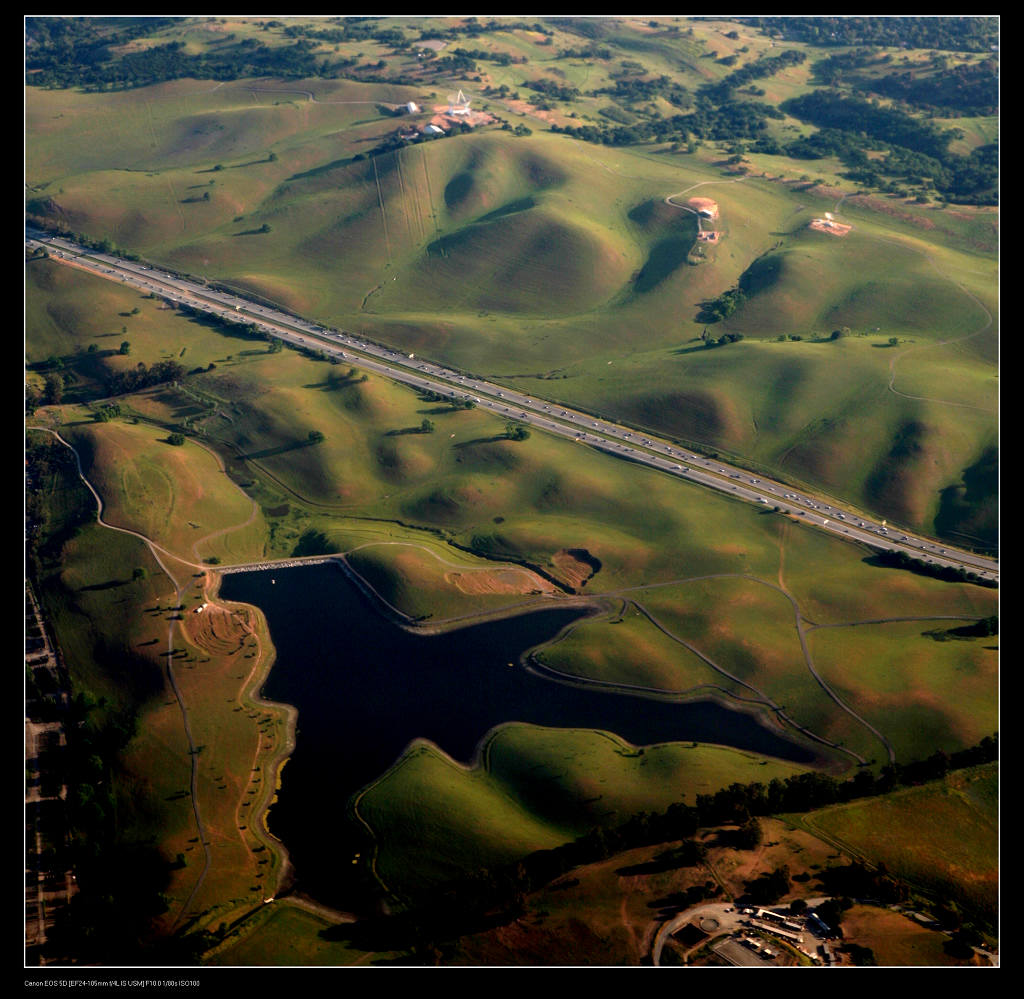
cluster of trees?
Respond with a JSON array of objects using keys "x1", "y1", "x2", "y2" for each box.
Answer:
[
  {"x1": 863, "y1": 59, "x2": 998, "y2": 117},
  {"x1": 556, "y1": 43, "x2": 613, "y2": 61},
  {"x1": 873, "y1": 549, "x2": 996, "y2": 588},
  {"x1": 283, "y1": 20, "x2": 407, "y2": 47},
  {"x1": 92, "y1": 403, "x2": 122, "y2": 423},
  {"x1": 780, "y1": 91, "x2": 997, "y2": 204},
  {"x1": 26, "y1": 373, "x2": 67, "y2": 411},
  {"x1": 105, "y1": 359, "x2": 184, "y2": 397},
  {"x1": 419, "y1": 19, "x2": 551, "y2": 43},
  {"x1": 783, "y1": 91, "x2": 953, "y2": 161},
  {"x1": 26, "y1": 21, "x2": 339, "y2": 90},
  {"x1": 594, "y1": 73, "x2": 692, "y2": 110},
  {"x1": 699, "y1": 48, "x2": 807, "y2": 105},
  {"x1": 452, "y1": 46, "x2": 525, "y2": 67},
  {"x1": 521, "y1": 76, "x2": 581, "y2": 103},
  {"x1": 551, "y1": 97, "x2": 779, "y2": 149},
  {"x1": 810, "y1": 49, "x2": 997, "y2": 116},
  {"x1": 698, "y1": 286, "x2": 746, "y2": 323},
  {"x1": 703, "y1": 331, "x2": 744, "y2": 348},
  {"x1": 432, "y1": 51, "x2": 478, "y2": 75},
  {"x1": 740, "y1": 16, "x2": 998, "y2": 53}
]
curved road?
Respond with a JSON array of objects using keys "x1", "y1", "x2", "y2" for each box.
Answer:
[{"x1": 25, "y1": 229, "x2": 998, "y2": 584}]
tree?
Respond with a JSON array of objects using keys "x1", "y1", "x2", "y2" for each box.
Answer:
[
  {"x1": 735, "y1": 816, "x2": 763, "y2": 850},
  {"x1": 167, "y1": 433, "x2": 186, "y2": 446},
  {"x1": 308, "y1": 430, "x2": 325, "y2": 443},
  {"x1": 43, "y1": 372, "x2": 63, "y2": 405},
  {"x1": 888, "y1": 336, "x2": 900, "y2": 346},
  {"x1": 132, "y1": 567, "x2": 148, "y2": 582},
  {"x1": 420, "y1": 418, "x2": 435, "y2": 433},
  {"x1": 505, "y1": 423, "x2": 530, "y2": 441},
  {"x1": 120, "y1": 341, "x2": 131, "y2": 355},
  {"x1": 259, "y1": 223, "x2": 272, "y2": 234}
]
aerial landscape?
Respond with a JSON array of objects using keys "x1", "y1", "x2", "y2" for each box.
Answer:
[{"x1": 24, "y1": 15, "x2": 997, "y2": 971}]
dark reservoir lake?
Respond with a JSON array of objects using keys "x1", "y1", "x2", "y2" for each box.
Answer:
[{"x1": 219, "y1": 561, "x2": 817, "y2": 910}]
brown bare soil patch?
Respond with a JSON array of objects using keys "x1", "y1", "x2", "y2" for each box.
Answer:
[
  {"x1": 686, "y1": 197, "x2": 719, "y2": 217},
  {"x1": 429, "y1": 108, "x2": 496, "y2": 130},
  {"x1": 550, "y1": 548, "x2": 601, "y2": 592},
  {"x1": 182, "y1": 601, "x2": 254, "y2": 657},
  {"x1": 809, "y1": 219, "x2": 852, "y2": 237},
  {"x1": 502, "y1": 98, "x2": 563, "y2": 126},
  {"x1": 846, "y1": 195, "x2": 936, "y2": 230},
  {"x1": 445, "y1": 567, "x2": 557, "y2": 596}
]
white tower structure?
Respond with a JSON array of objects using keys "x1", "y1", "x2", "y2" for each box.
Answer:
[{"x1": 447, "y1": 89, "x2": 471, "y2": 115}]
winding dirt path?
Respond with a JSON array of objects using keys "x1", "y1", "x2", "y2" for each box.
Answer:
[{"x1": 26, "y1": 427, "x2": 278, "y2": 928}]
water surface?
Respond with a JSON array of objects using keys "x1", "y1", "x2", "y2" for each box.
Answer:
[{"x1": 220, "y1": 561, "x2": 815, "y2": 909}]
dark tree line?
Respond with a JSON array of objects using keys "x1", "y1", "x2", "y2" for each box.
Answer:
[
  {"x1": 780, "y1": 90, "x2": 998, "y2": 204},
  {"x1": 325, "y1": 732, "x2": 997, "y2": 956},
  {"x1": 872, "y1": 549, "x2": 996, "y2": 588},
  {"x1": 699, "y1": 49, "x2": 806, "y2": 105},
  {"x1": 105, "y1": 360, "x2": 185, "y2": 397},
  {"x1": 739, "y1": 16, "x2": 998, "y2": 53}
]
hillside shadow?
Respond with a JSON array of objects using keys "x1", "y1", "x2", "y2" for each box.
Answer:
[
  {"x1": 418, "y1": 405, "x2": 467, "y2": 415},
  {"x1": 287, "y1": 157, "x2": 355, "y2": 182},
  {"x1": 78, "y1": 578, "x2": 130, "y2": 592},
  {"x1": 239, "y1": 440, "x2": 313, "y2": 460},
  {"x1": 671, "y1": 341, "x2": 717, "y2": 355},
  {"x1": 453, "y1": 435, "x2": 511, "y2": 448}
]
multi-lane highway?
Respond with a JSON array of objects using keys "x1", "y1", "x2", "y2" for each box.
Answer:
[{"x1": 26, "y1": 229, "x2": 998, "y2": 582}]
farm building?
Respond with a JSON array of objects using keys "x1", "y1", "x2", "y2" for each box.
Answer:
[{"x1": 404, "y1": 101, "x2": 419, "y2": 114}]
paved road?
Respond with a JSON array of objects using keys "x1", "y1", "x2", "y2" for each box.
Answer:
[{"x1": 26, "y1": 230, "x2": 998, "y2": 582}]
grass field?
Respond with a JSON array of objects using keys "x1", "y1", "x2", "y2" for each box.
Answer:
[
  {"x1": 25, "y1": 16, "x2": 997, "y2": 964},
  {"x1": 837, "y1": 905, "x2": 979, "y2": 967},
  {"x1": 356, "y1": 726, "x2": 811, "y2": 901},
  {"x1": 798, "y1": 763, "x2": 997, "y2": 922},
  {"x1": 27, "y1": 250, "x2": 997, "y2": 948},
  {"x1": 205, "y1": 902, "x2": 387, "y2": 966},
  {"x1": 27, "y1": 74, "x2": 997, "y2": 544}
]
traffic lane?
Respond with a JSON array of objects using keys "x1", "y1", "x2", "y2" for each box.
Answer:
[{"x1": 30, "y1": 240, "x2": 996, "y2": 577}]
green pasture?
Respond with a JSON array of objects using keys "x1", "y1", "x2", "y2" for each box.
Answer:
[
  {"x1": 62, "y1": 420, "x2": 264, "y2": 564},
  {"x1": 27, "y1": 76, "x2": 996, "y2": 546},
  {"x1": 25, "y1": 28, "x2": 998, "y2": 957},
  {"x1": 800, "y1": 764, "x2": 997, "y2": 921},
  {"x1": 535, "y1": 603, "x2": 740, "y2": 693},
  {"x1": 941, "y1": 115, "x2": 999, "y2": 155},
  {"x1": 205, "y1": 902, "x2": 380, "y2": 966},
  {"x1": 343, "y1": 543, "x2": 559, "y2": 623},
  {"x1": 806, "y1": 620, "x2": 997, "y2": 761},
  {"x1": 357, "y1": 724, "x2": 810, "y2": 900}
]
